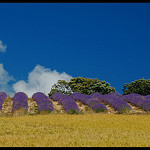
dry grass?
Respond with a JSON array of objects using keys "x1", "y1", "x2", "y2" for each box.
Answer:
[
  {"x1": 51, "y1": 100, "x2": 65, "y2": 114},
  {"x1": 0, "y1": 114, "x2": 150, "y2": 147}
]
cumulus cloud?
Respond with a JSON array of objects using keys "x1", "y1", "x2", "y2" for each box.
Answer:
[
  {"x1": 13, "y1": 64, "x2": 73, "y2": 97},
  {"x1": 0, "y1": 40, "x2": 7, "y2": 53},
  {"x1": 0, "y1": 63, "x2": 15, "y2": 96}
]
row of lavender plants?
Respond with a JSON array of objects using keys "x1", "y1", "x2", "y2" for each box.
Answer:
[
  {"x1": 0, "y1": 92, "x2": 7, "y2": 111},
  {"x1": 1, "y1": 91, "x2": 150, "y2": 114},
  {"x1": 90, "y1": 92, "x2": 150, "y2": 112},
  {"x1": 97, "y1": 92, "x2": 132, "y2": 113},
  {"x1": 68, "y1": 92, "x2": 132, "y2": 113},
  {"x1": 12, "y1": 92, "x2": 28, "y2": 113},
  {"x1": 123, "y1": 93, "x2": 150, "y2": 111},
  {"x1": 0, "y1": 91, "x2": 54, "y2": 114},
  {"x1": 32, "y1": 92, "x2": 54, "y2": 113},
  {"x1": 69, "y1": 92, "x2": 108, "y2": 113},
  {"x1": 50, "y1": 92, "x2": 79, "y2": 114},
  {"x1": 50, "y1": 92, "x2": 107, "y2": 113}
]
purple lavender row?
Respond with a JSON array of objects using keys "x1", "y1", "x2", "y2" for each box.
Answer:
[
  {"x1": 123, "y1": 93, "x2": 150, "y2": 111},
  {"x1": 50, "y1": 92, "x2": 79, "y2": 113},
  {"x1": 142, "y1": 95, "x2": 150, "y2": 111},
  {"x1": 60, "y1": 95, "x2": 79, "y2": 113},
  {"x1": 103, "y1": 93, "x2": 132, "y2": 113},
  {"x1": 90, "y1": 92, "x2": 132, "y2": 113},
  {"x1": 70, "y1": 92, "x2": 108, "y2": 112},
  {"x1": 87, "y1": 99, "x2": 108, "y2": 112},
  {"x1": 49, "y1": 92, "x2": 64, "y2": 101},
  {"x1": 0, "y1": 92, "x2": 7, "y2": 110},
  {"x1": 12, "y1": 92, "x2": 28, "y2": 113},
  {"x1": 144, "y1": 95, "x2": 150, "y2": 100},
  {"x1": 32, "y1": 92, "x2": 54, "y2": 112}
]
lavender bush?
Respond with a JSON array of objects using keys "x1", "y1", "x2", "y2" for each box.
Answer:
[
  {"x1": 100, "y1": 92, "x2": 132, "y2": 113},
  {"x1": 123, "y1": 93, "x2": 145, "y2": 107},
  {"x1": 32, "y1": 92, "x2": 54, "y2": 112},
  {"x1": 78, "y1": 95, "x2": 92, "y2": 105},
  {"x1": 87, "y1": 99, "x2": 108, "y2": 112},
  {"x1": 49, "y1": 92, "x2": 79, "y2": 113},
  {"x1": 143, "y1": 95, "x2": 150, "y2": 111},
  {"x1": 70, "y1": 92, "x2": 89, "y2": 104},
  {"x1": 144, "y1": 95, "x2": 150, "y2": 100},
  {"x1": 91, "y1": 103, "x2": 108, "y2": 112},
  {"x1": 70, "y1": 92, "x2": 84, "y2": 101},
  {"x1": 58, "y1": 94, "x2": 69, "y2": 105},
  {"x1": 71, "y1": 92, "x2": 107, "y2": 112},
  {"x1": 0, "y1": 92, "x2": 7, "y2": 110},
  {"x1": 87, "y1": 99, "x2": 103, "y2": 107},
  {"x1": 12, "y1": 92, "x2": 28, "y2": 113},
  {"x1": 89, "y1": 92, "x2": 104, "y2": 100},
  {"x1": 123, "y1": 93, "x2": 150, "y2": 111},
  {"x1": 59, "y1": 95, "x2": 79, "y2": 114},
  {"x1": 49, "y1": 92, "x2": 64, "y2": 101},
  {"x1": 141, "y1": 99, "x2": 150, "y2": 111}
]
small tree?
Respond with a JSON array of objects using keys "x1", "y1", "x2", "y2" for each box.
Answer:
[
  {"x1": 122, "y1": 78, "x2": 150, "y2": 96},
  {"x1": 48, "y1": 80, "x2": 73, "y2": 96}
]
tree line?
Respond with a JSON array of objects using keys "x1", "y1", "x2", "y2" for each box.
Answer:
[{"x1": 48, "y1": 77, "x2": 150, "y2": 96}]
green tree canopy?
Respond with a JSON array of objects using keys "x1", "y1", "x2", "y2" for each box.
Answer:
[
  {"x1": 122, "y1": 78, "x2": 150, "y2": 96},
  {"x1": 69, "y1": 77, "x2": 116, "y2": 95},
  {"x1": 48, "y1": 77, "x2": 116, "y2": 96}
]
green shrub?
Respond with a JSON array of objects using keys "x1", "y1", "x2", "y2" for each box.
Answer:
[{"x1": 67, "y1": 109, "x2": 79, "y2": 114}]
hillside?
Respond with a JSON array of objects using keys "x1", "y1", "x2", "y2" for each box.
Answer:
[{"x1": 0, "y1": 97, "x2": 149, "y2": 117}]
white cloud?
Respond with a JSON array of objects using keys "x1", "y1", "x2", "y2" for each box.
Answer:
[
  {"x1": 13, "y1": 64, "x2": 73, "y2": 97},
  {"x1": 0, "y1": 40, "x2": 7, "y2": 53},
  {"x1": 0, "y1": 63, "x2": 15, "y2": 96}
]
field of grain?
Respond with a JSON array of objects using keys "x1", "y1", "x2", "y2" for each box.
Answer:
[{"x1": 0, "y1": 113, "x2": 150, "y2": 147}]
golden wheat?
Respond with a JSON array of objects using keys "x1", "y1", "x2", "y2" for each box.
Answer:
[{"x1": 0, "y1": 114, "x2": 150, "y2": 147}]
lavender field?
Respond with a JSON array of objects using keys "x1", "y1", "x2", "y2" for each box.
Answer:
[{"x1": 0, "y1": 91, "x2": 150, "y2": 116}]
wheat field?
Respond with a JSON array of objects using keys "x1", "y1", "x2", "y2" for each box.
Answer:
[{"x1": 0, "y1": 113, "x2": 150, "y2": 147}]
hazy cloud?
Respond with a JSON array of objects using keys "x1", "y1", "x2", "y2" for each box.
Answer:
[
  {"x1": 13, "y1": 64, "x2": 73, "y2": 97},
  {"x1": 0, "y1": 40, "x2": 7, "y2": 53},
  {"x1": 0, "y1": 63, "x2": 15, "y2": 96}
]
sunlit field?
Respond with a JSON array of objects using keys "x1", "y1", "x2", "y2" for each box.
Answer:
[{"x1": 0, "y1": 113, "x2": 150, "y2": 147}]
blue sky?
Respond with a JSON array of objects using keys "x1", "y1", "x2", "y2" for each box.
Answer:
[{"x1": 0, "y1": 3, "x2": 150, "y2": 97}]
